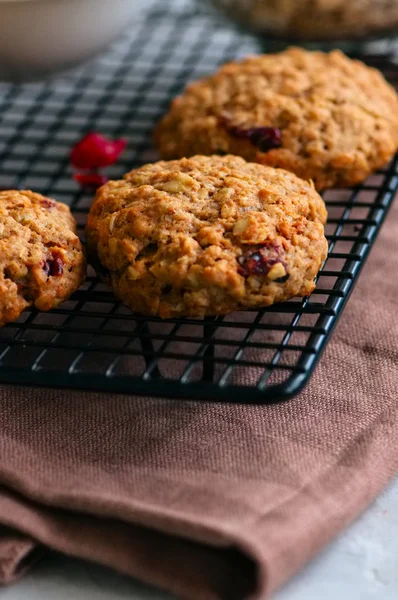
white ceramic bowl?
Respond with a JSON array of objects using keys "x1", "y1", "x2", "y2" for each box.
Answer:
[{"x1": 0, "y1": 0, "x2": 139, "y2": 81}]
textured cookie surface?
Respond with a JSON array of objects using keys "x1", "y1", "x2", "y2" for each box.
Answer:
[
  {"x1": 155, "y1": 48, "x2": 398, "y2": 190},
  {"x1": 0, "y1": 191, "x2": 86, "y2": 326},
  {"x1": 213, "y1": 0, "x2": 398, "y2": 39},
  {"x1": 86, "y1": 155, "x2": 328, "y2": 318}
]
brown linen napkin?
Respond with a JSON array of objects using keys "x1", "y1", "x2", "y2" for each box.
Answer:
[{"x1": 1, "y1": 201, "x2": 398, "y2": 600}]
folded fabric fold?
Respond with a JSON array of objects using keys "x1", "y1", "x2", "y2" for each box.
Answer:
[{"x1": 0, "y1": 528, "x2": 41, "y2": 584}]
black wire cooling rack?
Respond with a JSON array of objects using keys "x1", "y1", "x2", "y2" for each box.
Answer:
[{"x1": 0, "y1": 1, "x2": 397, "y2": 403}]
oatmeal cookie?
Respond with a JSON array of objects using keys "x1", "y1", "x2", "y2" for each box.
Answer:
[
  {"x1": 0, "y1": 190, "x2": 86, "y2": 326},
  {"x1": 155, "y1": 48, "x2": 398, "y2": 190},
  {"x1": 86, "y1": 155, "x2": 328, "y2": 318},
  {"x1": 212, "y1": 0, "x2": 398, "y2": 40}
]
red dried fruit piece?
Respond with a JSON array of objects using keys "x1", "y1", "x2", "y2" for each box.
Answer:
[
  {"x1": 70, "y1": 133, "x2": 127, "y2": 169},
  {"x1": 40, "y1": 198, "x2": 56, "y2": 208},
  {"x1": 73, "y1": 173, "x2": 109, "y2": 190},
  {"x1": 43, "y1": 254, "x2": 64, "y2": 277},
  {"x1": 230, "y1": 125, "x2": 282, "y2": 152},
  {"x1": 248, "y1": 127, "x2": 282, "y2": 152},
  {"x1": 238, "y1": 242, "x2": 288, "y2": 281},
  {"x1": 219, "y1": 113, "x2": 282, "y2": 153}
]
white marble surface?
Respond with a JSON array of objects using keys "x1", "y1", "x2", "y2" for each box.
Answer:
[{"x1": 2, "y1": 477, "x2": 397, "y2": 600}]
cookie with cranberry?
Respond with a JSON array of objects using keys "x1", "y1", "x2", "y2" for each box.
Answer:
[
  {"x1": 85, "y1": 155, "x2": 327, "y2": 318},
  {"x1": 0, "y1": 190, "x2": 86, "y2": 326},
  {"x1": 155, "y1": 48, "x2": 398, "y2": 190}
]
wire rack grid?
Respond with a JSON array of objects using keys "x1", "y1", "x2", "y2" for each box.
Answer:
[{"x1": 0, "y1": 0, "x2": 397, "y2": 403}]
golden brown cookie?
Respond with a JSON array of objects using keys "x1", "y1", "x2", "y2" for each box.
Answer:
[
  {"x1": 155, "y1": 48, "x2": 398, "y2": 190},
  {"x1": 212, "y1": 0, "x2": 398, "y2": 40},
  {"x1": 0, "y1": 190, "x2": 86, "y2": 326},
  {"x1": 86, "y1": 155, "x2": 328, "y2": 318}
]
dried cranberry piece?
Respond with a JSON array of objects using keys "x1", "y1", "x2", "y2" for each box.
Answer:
[
  {"x1": 70, "y1": 133, "x2": 127, "y2": 170},
  {"x1": 238, "y1": 242, "x2": 288, "y2": 278},
  {"x1": 220, "y1": 114, "x2": 282, "y2": 152},
  {"x1": 42, "y1": 262, "x2": 50, "y2": 277},
  {"x1": 229, "y1": 125, "x2": 282, "y2": 151},
  {"x1": 247, "y1": 127, "x2": 282, "y2": 152},
  {"x1": 43, "y1": 254, "x2": 64, "y2": 277},
  {"x1": 40, "y1": 198, "x2": 56, "y2": 208},
  {"x1": 73, "y1": 173, "x2": 109, "y2": 190}
]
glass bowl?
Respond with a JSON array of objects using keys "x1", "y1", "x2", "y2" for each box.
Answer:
[{"x1": 0, "y1": 0, "x2": 140, "y2": 82}]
